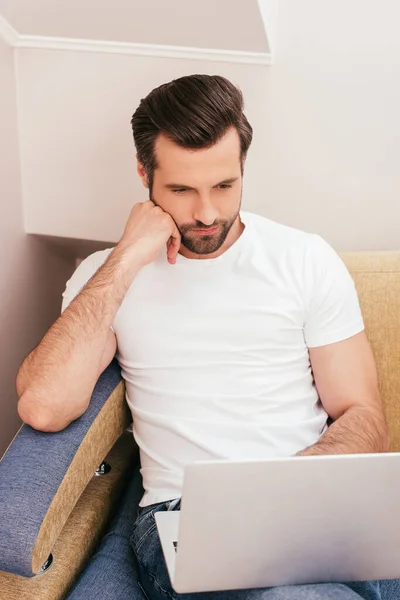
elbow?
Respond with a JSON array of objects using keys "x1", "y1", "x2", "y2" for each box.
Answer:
[
  {"x1": 377, "y1": 408, "x2": 390, "y2": 453},
  {"x1": 17, "y1": 394, "x2": 70, "y2": 432},
  {"x1": 381, "y1": 425, "x2": 391, "y2": 453},
  {"x1": 16, "y1": 366, "x2": 28, "y2": 399},
  {"x1": 374, "y1": 409, "x2": 390, "y2": 453}
]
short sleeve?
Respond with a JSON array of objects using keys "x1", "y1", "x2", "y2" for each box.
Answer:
[
  {"x1": 61, "y1": 248, "x2": 114, "y2": 314},
  {"x1": 303, "y1": 235, "x2": 364, "y2": 348}
]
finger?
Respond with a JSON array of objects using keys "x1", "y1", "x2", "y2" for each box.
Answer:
[
  {"x1": 167, "y1": 238, "x2": 179, "y2": 264},
  {"x1": 167, "y1": 227, "x2": 181, "y2": 265},
  {"x1": 166, "y1": 239, "x2": 173, "y2": 263}
]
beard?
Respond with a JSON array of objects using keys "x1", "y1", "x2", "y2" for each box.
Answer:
[
  {"x1": 178, "y1": 211, "x2": 240, "y2": 255},
  {"x1": 150, "y1": 184, "x2": 242, "y2": 256}
]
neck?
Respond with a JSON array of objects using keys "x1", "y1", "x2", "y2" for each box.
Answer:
[{"x1": 178, "y1": 214, "x2": 245, "y2": 260}]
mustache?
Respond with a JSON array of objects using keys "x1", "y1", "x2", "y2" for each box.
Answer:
[{"x1": 180, "y1": 221, "x2": 223, "y2": 234}]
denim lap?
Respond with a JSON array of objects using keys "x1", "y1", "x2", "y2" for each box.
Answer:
[{"x1": 129, "y1": 501, "x2": 387, "y2": 600}]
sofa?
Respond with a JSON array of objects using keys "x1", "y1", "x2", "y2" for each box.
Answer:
[{"x1": 0, "y1": 250, "x2": 399, "y2": 600}]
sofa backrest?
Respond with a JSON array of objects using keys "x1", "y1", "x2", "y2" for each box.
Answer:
[{"x1": 341, "y1": 251, "x2": 400, "y2": 451}]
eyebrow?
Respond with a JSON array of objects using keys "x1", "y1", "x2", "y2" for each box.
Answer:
[{"x1": 164, "y1": 177, "x2": 239, "y2": 190}]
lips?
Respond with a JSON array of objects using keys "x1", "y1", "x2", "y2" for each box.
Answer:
[{"x1": 192, "y1": 226, "x2": 218, "y2": 235}]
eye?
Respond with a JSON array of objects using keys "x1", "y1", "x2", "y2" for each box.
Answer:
[
  {"x1": 172, "y1": 188, "x2": 188, "y2": 195},
  {"x1": 217, "y1": 184, "x2": 232, "y2": 190}
]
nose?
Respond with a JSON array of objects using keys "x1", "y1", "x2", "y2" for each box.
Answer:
[{"x1": 193, "y1": 196, "x2": 218, "y2": 226}]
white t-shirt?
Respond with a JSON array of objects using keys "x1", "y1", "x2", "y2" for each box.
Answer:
[{"x1": 61, "y1": 211, "x2": 364, "y2": 506}]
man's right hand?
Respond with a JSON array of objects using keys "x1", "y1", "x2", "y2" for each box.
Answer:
[{"x1": 117, "y1": 201, "x2": 181, "y2": 267}]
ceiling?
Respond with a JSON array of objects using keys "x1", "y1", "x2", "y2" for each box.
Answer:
[{"x1": 0, "y1": 0, "x2": 270, "y2": 53}]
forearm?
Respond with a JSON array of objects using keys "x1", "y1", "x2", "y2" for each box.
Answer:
[
  {"x1": 17, "y1": 245, "x2": 139, "y2": 427},
  {"x1": 297, "y1": 406, "x2": 390, "y2": 456}
]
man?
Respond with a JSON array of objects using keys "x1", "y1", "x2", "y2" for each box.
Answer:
[{"x1": 16, "y1": 75, "x2": 394, "y2": 600}]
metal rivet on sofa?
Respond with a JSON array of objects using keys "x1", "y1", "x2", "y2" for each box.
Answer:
[
  {"x1": 37, "y1": 553, "x2": 53, "y2": 574},
  {"x1": 94, "y1": 461, "x2": 111, "y2": 476}
]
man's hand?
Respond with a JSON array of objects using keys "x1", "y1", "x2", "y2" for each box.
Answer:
[{"x1": 118, "y1": 201, "x2": 181, "y2": 266}]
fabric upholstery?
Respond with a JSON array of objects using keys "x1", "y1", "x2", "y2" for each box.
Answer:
[
  {"x1": 0, "y1": 432, "x2": 138, "y2": 600},
  {"x1": 341, "y1": 252, "x2": 400, "y2": 451},
  {"x1": 66, "y1": 461, "x2": 145, "y2": 600},
  {"x1": 0, "y1": 359, "x2": 130, "y2": 576}
]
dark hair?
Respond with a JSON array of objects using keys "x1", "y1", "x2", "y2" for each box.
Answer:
[{"x1": 130, "y1": 74, "x2": 253, "y2": 192}]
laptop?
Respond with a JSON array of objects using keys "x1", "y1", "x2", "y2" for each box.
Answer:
[{"x1": 155, "y1": 452, "x2": 400, "y2": 593}]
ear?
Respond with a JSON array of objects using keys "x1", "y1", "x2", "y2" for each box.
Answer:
[{"x1": 136, "y1": 158, "x2": 149, "y2": 189}]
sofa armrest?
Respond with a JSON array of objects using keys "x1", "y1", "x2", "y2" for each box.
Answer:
[{"x1": 0, "y1": 359, "x2": 132, "y2": 577}]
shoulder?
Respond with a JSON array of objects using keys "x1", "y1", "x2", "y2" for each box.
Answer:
[
  {"x1": 62, "y1": 247, "x2": 114, "y2": 311},
  {"x1": 68, "y1": 248, "x2": 114, "y2": 286},
  {"x1": 241, "y1": 211, "x2": 317, "y2": 258},
  {"x1": 241, "y1": 212, "x2": 349, "y2": 287},
  {"x1": 242, "y1": 211, "x2": 341, "y2": 258},
  {"x1": 76, "y1": 247, "x2": 114, "y2": 273},
  {"x1": 242, "y1": 211, "x2": 312, "y2": 243}
]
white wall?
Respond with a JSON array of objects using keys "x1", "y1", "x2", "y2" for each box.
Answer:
[
  {"x1": 16, "y1": 0, "x2": 400, "y2": 250},
  {"x1": 0, "y1": 0, "x2": 268, "y2": 52},
  {"x1": 0, "y1": 36, "x2": 75, "y2": 456},
  {"x1": 251, "y1": 0, "x2": 400, "y2": 249}
]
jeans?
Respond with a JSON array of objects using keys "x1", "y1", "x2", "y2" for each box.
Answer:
[{"x1": 130, "y1": 499, "x2": 400, "y2": 600}]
